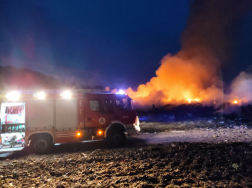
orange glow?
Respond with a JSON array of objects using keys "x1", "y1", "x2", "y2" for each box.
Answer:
[
  {"x1": 77, "y1": 132, "x2": 81, "y2": 137},
  {"x1": 125, "y1": 54, "x2": 252, "y2": 107},
  {"x1": 188, "y1": 98, "x2": 201, "y2": 103},
  {"x1": 125, "y1": 37, "x2": 252, "y2": 107},
  {"x1": 228, "y1": 98, "x2": 249, "y2": 106},
  {"x1": 126, "y1": 53, "x2": 224, "y2": 107},
  {"x1": 98, "y1": 130, "x2": 103, "y2": 136}
]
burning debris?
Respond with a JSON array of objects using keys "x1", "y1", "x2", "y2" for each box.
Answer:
[{"x1": 127, "y1": 0, "x2": 252, "y2": 108}]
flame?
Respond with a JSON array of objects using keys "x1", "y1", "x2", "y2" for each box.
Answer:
[
  {"x1": 126, "y1": 55, "x2": 252, "y2": 108},
  {"x1": 125, "y1": 1, "x2": 252, "y2": 108},
  {"x1": 188, "y1": 98, "x2": 201, "y2": 103},
  {"x1": 126, "y1": 54, "x2": 224, "y2": 107}
]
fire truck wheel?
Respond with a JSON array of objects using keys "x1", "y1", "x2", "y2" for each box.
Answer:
[
  {"x1": 107, "y1": 128, "x2": 126, "y2": 147},
  {"x1": 31, "y1": 136, "x2": 53, "y2": 154}
]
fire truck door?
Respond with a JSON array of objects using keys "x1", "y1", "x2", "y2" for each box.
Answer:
[{"x1": 84, "y1": 97, "x2": 110, "y2": 128}]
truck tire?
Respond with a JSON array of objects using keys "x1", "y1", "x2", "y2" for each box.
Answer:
[
  {"x1": 107, "y1": 128, "x2": 126, "y2": 147},
  {"x1": 31, "y1": 136, "x2": 53, "y2": 154}
]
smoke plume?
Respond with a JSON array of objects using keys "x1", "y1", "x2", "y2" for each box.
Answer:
[
  {"x1": 127, "y1": 0, "x2": 252, "y2": 107},
  {"x1": 228, "y1": 72, "x2": 252, "y2": 104}
]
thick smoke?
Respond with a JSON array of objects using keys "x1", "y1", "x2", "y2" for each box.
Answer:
[
  {"x1": 127, "y1": 0, "x2": 252, "y2": 107},
  {"x1": 228, "y1": 72, "x2": 252, "y2": 104}
]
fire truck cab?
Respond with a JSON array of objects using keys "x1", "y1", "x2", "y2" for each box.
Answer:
[{"x1": 0, "y1": 90, "x2": 140, "y2": 153}]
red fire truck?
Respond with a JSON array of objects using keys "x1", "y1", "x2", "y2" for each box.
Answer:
[{"x1": 0, "y1": 89, "x2": 140, "y2": 153}]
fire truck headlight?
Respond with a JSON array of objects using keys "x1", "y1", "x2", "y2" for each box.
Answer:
[
  {"x1": 37, "y1": 92, "x2": 45, "y2": 99},
  {"x1": 6, "y1": 91, "x2": 20, "y2": 101},
  {"x1": 60, "y1": 91, "x2": 72, "y2": 99}
]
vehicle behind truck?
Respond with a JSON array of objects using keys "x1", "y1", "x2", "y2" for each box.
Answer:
[{"x1": 0, "y1": 89, "x2": 140, "y2": 153}]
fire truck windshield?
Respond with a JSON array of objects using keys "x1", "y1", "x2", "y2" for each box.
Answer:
[{"x1": 116, "y1": 96, "x2": 132, "y2": 110}]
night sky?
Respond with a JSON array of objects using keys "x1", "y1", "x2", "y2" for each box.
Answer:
[{"x1": 0, "y1": 0, "x2": 251, "y2": 90}]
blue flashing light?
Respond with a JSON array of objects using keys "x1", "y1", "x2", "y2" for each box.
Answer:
[{"x1": 116, "y1": 89, "x2": 125, "y2": 95}]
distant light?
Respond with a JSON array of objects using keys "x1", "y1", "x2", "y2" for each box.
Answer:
[
  {"x1": 116, "y1": 89, "x2": 125, "y2": 95},
  {"x1": 6, "y1": 91, "x2": 20, "y2": 101},
  {"x1": 77, "y1": 132, "x2": 81, "y2": 137},
  {"x1": 37, "y1": 92, "x2": 45, "y2": 99},
  {"x1": 60, "y1": 91, "x2": 72, "y2": 99},
  {"x1": 97, "y1": 130, "x2": 103, "y2": 136},
  {"x1": 233, "y1": 100, "x2": 238, "y2": 104}
]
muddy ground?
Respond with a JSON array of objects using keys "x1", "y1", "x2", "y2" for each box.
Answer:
[{"x1": 1, "y1": 127, "x2": 252, "y2": 187}]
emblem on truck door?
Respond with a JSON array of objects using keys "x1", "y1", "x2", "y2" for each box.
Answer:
[{"x1": 99, "y1": 117, "x2": 106, "y2": 124}]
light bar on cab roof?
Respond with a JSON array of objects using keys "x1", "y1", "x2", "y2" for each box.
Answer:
[
  {"x1": 6, "y1": 91, "x2": 20, "y2": 101},
  {"x1": 37, "y1": 91, "x2": 46, "y2": 99},
  {"x1": 60, "y1": 90, "x2": 72, "y2": 99}
]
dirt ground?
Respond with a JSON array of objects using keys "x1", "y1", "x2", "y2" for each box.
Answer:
[
  {"x1": 1, "y1": 127, "x2": 252, "y2": 187},
  {"x1": 134, "y1": 127, "x2": 252, "y2": 144}
]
